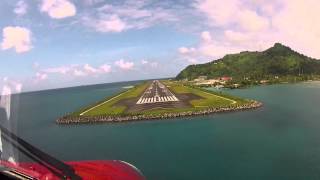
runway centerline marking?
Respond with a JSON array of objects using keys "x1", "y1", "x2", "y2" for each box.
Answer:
[{"x1": 136, "y1": 80, "x2": 179, "y2": 104}]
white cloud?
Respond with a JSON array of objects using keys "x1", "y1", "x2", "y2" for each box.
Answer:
[
  {"x1": 238, "y1": 9, "x2": 269, "y2": 32},
  {"x1": 178, "y1": 31, "x2": 244, "y2": 62},
  {"x1": 194, "y1": 0, "x2": 320, "y2": 58},
  {"x1": 14, "y1": 0, "x2": 28, "y2": 16},
  {"x1": 40, "y1": 0, "x2": 76, "y2": 19},
  {"x1": 1, "y1": 26, "x2": 32, "y2": 53},
  {"x1": 38, "y1": 63, "x2": 112, "y2": 80},
  {"x1": 1, "y1": 78, "x2": 23, "y2": 94},
  {"x1": 195, "y1": 0, "x2": 270, "y2": 32},
  {"x1": 271, "y1": 0, "x2": 320, "y2": 58},
  {"x1": 178, "y1": 47, "x2": 196, "y2": 54},
  {"x1": 140, "y1": 60, "x2": 158, "y2": 68},
  {"x1": 35, "y1": 72, "x2": 48, "y2": 81},
  {"x1": 98, "y1": 4, "x2": 152, "y2": 19},
  {"x1": 181, "y1": 0, "x2": 320, "y2": 64},
  {"x1": 201, "y1": 31, "x2": 212, "y2": 42},
  {"x1": 197, "y1": 30, "x2": 230, "y2": 58},
  {"x1": 195, "y1": 0, "x2": 239, "y2": 26},
  {"x1": 224, "y1": 30, "x2": 251, "y2": 43},
  {"x1": 99, "y1": 64, "x2": 111, "y2": 73},
  {"x1": 187, "y1": 58, "x2": 198, "y2": 64},
  {"x1": 114, "y1": 59, "x2": 134, "y2": 70},
  {"x1": 82, "y1": 1, "x2": 178, "y2": 33},
  {"x1": 198, "y1": 41, "x2": 242, "y2": 58},
  {"x1": 141, "y1": 60, "x2": 148, "y2": 64},
  {"x1": 73, "y1": 69, "x2": 86, "y2": 77},
  {"x1": 86, "y1": 15, "x2": 127, "y2": 33},
  {"x1": 178, "y1": 47, "x2": 189, "y2": 54},
  {"x1": 43, "y1": 66, "x2": 70, "y2": 74},
  {"x1": 83, "y1": 63, "x2": 98, "y2": 73}
]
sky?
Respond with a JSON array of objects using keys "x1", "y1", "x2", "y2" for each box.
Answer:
[{"x1": 1, "y1": 0, "x2": 320, "y2": 93}]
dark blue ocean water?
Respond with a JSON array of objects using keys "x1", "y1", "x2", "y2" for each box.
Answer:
[{"x1": 9, "y1": 81, "x2": 320, "y2": 180}]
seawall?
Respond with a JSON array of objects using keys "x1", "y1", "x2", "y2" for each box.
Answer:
[{"x1": 56, "y1": 101, "x2": 263, "y2": 125}]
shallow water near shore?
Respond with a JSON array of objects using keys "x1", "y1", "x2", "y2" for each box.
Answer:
[{"x1": 10, "y1": 81, "x2": 320, "y2": 179}]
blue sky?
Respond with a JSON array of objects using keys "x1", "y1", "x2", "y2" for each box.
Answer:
[{"x1": 1, "y1": 0, "x2": 320, "y2": 92}]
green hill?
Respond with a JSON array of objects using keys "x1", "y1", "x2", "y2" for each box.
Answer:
[{"x1": 176, "y1": 43, "x2": 320, "y2": 81}]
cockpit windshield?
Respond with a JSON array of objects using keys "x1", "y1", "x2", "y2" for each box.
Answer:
[{"x1": 1, "y1": 0, "x2": 320, "y2": 180}]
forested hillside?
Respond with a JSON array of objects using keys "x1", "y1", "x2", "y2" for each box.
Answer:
[{"x1": 176, "y1": 43, "x2": 320, "y2": 81}]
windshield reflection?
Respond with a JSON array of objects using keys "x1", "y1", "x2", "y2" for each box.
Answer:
[{"x1": 0, "y1": 80, "x2": 76, "y2": 179}]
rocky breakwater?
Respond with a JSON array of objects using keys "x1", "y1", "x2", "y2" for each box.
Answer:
[{"x1": 57, "y1": 101, "x2": 262, "y2": 124}]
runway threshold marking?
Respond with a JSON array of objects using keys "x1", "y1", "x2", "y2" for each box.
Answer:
[{"x1": 136, "y1": 80, "x2": 179, "y2": 104}]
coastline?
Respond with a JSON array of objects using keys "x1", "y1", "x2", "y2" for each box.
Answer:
[
  {"x1": 194, "y1": 79, "x2": 320, "y2": 90},
  {"x1": 56, "y1": 101, "x2": 262, "y2": 125}
]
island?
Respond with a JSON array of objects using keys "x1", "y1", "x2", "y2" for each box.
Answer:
[
  {"x1": 58, "y1": 43, "x2": 320, "y2": 124},
  {"x1": 176, "y1": 43, "x2": 320, "y2": 88},
  {"x1": 57, "y1": 80, "x2": 261, "y2": 124}
]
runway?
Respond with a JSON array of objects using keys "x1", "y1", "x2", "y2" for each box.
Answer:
[{"x1": 136, "y1": 80, "x2": 179, "y2": 104}]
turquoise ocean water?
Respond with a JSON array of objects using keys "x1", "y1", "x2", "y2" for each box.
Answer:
[{"x1": 9, "y1": 81, "x2": 320, "y2": 180}]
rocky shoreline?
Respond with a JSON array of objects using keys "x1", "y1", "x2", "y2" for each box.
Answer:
[{"x1": 56, "y1": 101, "x2": 263, "y2": 125}]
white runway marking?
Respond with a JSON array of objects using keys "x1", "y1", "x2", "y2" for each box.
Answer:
[
  {"x1": 136, "y1": 80, "x2": 179, "y2": 104},
  {"x1": 137, "y1": 96, "x2": 180, "y2": 104}
]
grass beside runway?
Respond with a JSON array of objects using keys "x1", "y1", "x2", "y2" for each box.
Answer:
[
  {"x1": 163, "y1": 81, "x2": 249, "y2": 107},
  {"x1": 71, "y1": 81, "x2": 250, "y2": 116},
  {"x1": 165, "y1": 83, "x2": 235, "y2": 107},
  {"x1": 74, "y1": 82, "x2": 149, "y2": 116},
  {"x1": 140, "y1": 81, "x2": 251, "y2": 115},
  {"x1": 58, "y1": 80, "x2": 262, "y2": 124}
]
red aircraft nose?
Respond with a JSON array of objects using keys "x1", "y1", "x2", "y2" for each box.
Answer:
[{"x1": 67, "y1": 160, "x2": 145, "y2": 180}]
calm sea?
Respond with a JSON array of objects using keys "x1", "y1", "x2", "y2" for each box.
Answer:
[{"x1": 9, "y1": 81, "x2": 320, "y2": 180}]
